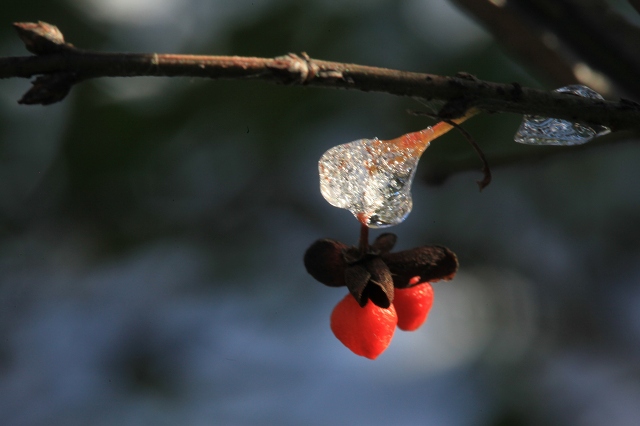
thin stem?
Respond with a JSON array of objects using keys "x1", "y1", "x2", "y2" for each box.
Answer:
[
  {"x1": 429, "y1": 108, "x2": 481, "y2": 141},
  {"x1": 423, "y1": 129, "x2": 639, "y2": 186},
  {"x1": 385, "y1": 108, "x2": 479, "y2": 156},
  {"x1": 359, "y1": 222, "x2": 370, "y2": 255},
  {"x1": 440, "y1": 118, "x2": 492, "y2": 190},
  {"x1": 405, "y1": 108, "x2": 490, "y2": 189}
]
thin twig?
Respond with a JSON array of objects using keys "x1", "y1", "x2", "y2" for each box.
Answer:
[
  {"x1": 1, "y1": 22, "x2": 640, "y2": 131},
  {"x1": 409, "y1": 109, "x2": 492, "y2": 190},
  {"x1": 423, "y1": 129, "x2": 639, "y2": 186},
  {"x1": 442, "y1": 118, "x2": 492, "y2": 191},
  {"x1": 506, "y1": 0, "x2": 640, "y2": 99}
]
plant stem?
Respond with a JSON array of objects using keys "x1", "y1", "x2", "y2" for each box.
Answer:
[{"x1": 359, "y1": 223, "x2": 369, "y2": 255}]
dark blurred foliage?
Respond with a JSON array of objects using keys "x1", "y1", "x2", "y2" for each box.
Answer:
[{"x1": 2, "y1": 1, "x2": 640, "y2": 425}]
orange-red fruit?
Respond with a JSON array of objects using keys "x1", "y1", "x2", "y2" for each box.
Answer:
[
  {"x1": 394, "y1": 282, "x2": 434, "y2": 331},
  {"x1": 330, "y1": 294, "x2": 397, "y2": 359}
]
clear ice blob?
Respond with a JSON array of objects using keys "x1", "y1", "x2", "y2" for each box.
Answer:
[
  {"x1": 318, "y1": 109, "x2": 479, "y2": 228},
  {"x1": 514, "y1": 85, "x2": 611, "y2": 146},
  {"x1": 319, "y1": 128, "x2": 435, "y2": 228}
]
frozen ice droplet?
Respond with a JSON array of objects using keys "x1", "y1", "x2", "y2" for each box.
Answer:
[
  {"x1": 319, "y1": 129, "x2": 433, "y2": 228},
  {"x1": 514, "y1": 85, "x2": 611, "y2": 146}
]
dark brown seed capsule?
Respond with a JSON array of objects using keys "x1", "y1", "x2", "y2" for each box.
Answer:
[
  {"x1": 344, "y1": 264, "x2": 371, "y2": 305},
  {"x1": 370, "y1": 233, "x2": 397, "y2": 254},
  {"x1": 361, "y1": 257, "x2": 394, "y2": 308},
  {"x1": 303, "y1": 239, "x2": 349, "y2": 287},
  {"x1": 383, "y1": 246, "x2": 458, "y2": 288}
]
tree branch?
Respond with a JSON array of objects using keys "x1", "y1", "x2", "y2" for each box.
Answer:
[
  {"x1": 449, "y1": 0, "x2": 579, "y2": 89},
  {"x1": 2, "y1": 21, "x2": 640, "y2": 131},
  {"x1": 506, "y1": 0, "x2": 640, "y2": 99}
]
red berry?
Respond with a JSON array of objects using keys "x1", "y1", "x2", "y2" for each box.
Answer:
[
  {"x1": 330, "y1": 294, "x2": 397, "y2": 359},
  {"x1": 394, "y1": 281, "x2": 434, "y2": 331}
]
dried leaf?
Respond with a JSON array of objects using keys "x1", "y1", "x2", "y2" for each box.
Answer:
[
  {"x1": 370, "y1": 233, "x2": 397, "y2": 254},
  {"x1": 303, "y1": 239, "x2": 349, "y2": 287},
  {"x1": 345, "y1": 264, "x2": 371, "y2": 306}
]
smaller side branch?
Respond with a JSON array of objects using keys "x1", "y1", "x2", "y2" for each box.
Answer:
[
  {"x1": 442, "y1": 118, "x2": 492, "y2": 191},
  {"x1": 507, "y1": 0, "x2": 640, "y2": 98},
  {"x1": 450, "y1": 0, "x2": 579, "y2": 88},
  {"x1": 409, "y1": 109, "x2": 491, "y2": 191},
  {"x1": 423, "y1": 130, "x2": 639, "y2": 186}
]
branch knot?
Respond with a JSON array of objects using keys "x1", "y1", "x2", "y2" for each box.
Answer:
[{"x1": 277, "y1": 53, "x2": 318, "y2": 85}]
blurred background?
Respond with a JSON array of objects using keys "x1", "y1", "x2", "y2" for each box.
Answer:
[{"x1": 2, "y1": 0, "x2": 640, "y2": 425}]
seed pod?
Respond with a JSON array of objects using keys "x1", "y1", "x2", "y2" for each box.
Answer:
[
  {"x1": 303, "y1": 239, "x2": 349, "y2": 287},
  {"x1": 370, "y1": 233, "x2": 397, "y2": 254},
  {"x1": 362, "y1": 257, "x2": 394, "y2": 308},
  {"x1": 383, "y1": 245, "x2": 458, "y2": 288}
]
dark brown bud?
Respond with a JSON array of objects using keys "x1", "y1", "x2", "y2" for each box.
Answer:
[{"x1": 13, "y1": 21, "x2": 71, "y2": 55}]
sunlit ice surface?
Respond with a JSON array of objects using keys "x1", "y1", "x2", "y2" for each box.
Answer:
[
  {"x1": 319, "y1": 135, "x2": 427, "y2": 228},
  {"x1": 514, "y1": 85, "x2": 611, "y2": 146},
  {"x1": 318, "y1": 110, "x2": 476, "y2": 228}
]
